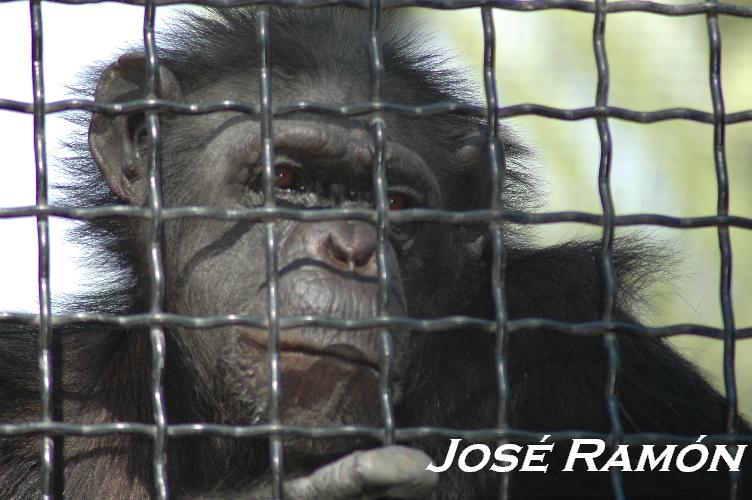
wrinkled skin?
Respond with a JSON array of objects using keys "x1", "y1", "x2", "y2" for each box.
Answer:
[
  {"x1": 159, "y1": 120, "x2": 417, "y2": 453},
  {"x1": 0, "y1": 7, "x2": 749, "y2": 500}
]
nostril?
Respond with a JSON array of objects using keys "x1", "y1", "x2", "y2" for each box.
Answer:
[
  {"x1": 353, "y1": 247, "x2": 374, "y2": 268},
  {"x1": 328, "y1": 234, "x2": 351, "y2": 265}
]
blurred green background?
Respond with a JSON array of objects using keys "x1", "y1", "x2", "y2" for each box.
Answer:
[{"x1": 413, "y1": 4, "x2": 752, "y2": 417}]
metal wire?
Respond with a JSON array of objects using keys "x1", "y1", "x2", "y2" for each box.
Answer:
[
  {"x1": 3, "y1": 310, "x2": 752, "y2": 340},
  {"x1": 479, "y1": 8, "x2": 512, "y2": 500},
  {"x1": 705, "y1": 1, "x2": 739, "y2": 498},
  {"x1": 4, "y1": 0, "x2": 752, "y2": 16},
  {"x1": 3, "y1": 204, "x2": 752, "y2": 229},
  {"x1": 28, "y1": 0, "x2": 55, "y2": 497},
  {"x1": 142, "y1": 0, "x2": 170, "y2": 496},
  {"x1": 366, "y1": 0, "x2": 397, "y2": 451},
  {"x1": 6, "y1": 96, "x2": 752, "y2": 123},
  {"x1": 591, "y1": 1, "x2": 625, "y2": 498},
  {"x1": 255, "y1": 8, "x2": 286, "y2": 499},
  {"x1": 0, "y1": 1, "x2": 750, "y2": 499}
]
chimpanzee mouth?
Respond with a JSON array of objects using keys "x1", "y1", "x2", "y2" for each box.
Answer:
[
  {"x1": 240, "y1": 335, "x2": 381, "y2": 374},
  {"x1": 283, "y1": 343, "x2": 381, "y2": 373}
]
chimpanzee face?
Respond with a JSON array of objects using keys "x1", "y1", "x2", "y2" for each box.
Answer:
[{"x1": 88, "y1": 45, "x2": 481, "y2": 464}]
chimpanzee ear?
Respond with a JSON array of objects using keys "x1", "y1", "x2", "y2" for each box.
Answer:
[{"x1": 88, "y1": 53, "x2": 181, "y2": 205}]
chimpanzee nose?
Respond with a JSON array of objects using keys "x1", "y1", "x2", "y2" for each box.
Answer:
[{"x1": 325, "y1": 221, "x2": 377, "y2": 273}]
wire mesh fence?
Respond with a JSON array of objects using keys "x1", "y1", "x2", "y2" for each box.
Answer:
[{"x1": 1, "y1": 1, "x2": 752, "y2": 499}]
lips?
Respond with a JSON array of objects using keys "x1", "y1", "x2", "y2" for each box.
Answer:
[{"x1": 240, "y1": 333, "x2": 381, "y2": 373}]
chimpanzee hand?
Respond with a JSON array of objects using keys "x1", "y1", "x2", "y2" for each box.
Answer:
[{"x1": 240, "y1": 446, "x2": 437, "y2": 500}]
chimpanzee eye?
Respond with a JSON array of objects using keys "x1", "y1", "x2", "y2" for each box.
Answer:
[
  {"x1": 388, "y1": 192, "x2": 407, "y2": 211},
  {"x1": 274, "y1": 163, "x2": 302, "y2": 191}
]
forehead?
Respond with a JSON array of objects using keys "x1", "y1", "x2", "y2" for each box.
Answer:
[
  {"x1": 176, "y1": 64, "x2": 443, "y2": 152},
  {"x1": 192, "y1": 70, "x2": 371, "y2": 106}
]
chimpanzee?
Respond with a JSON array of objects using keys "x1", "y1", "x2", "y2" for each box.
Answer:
[{"x1": 0, "y1": 7, "x2": 749, "y2": 500}]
